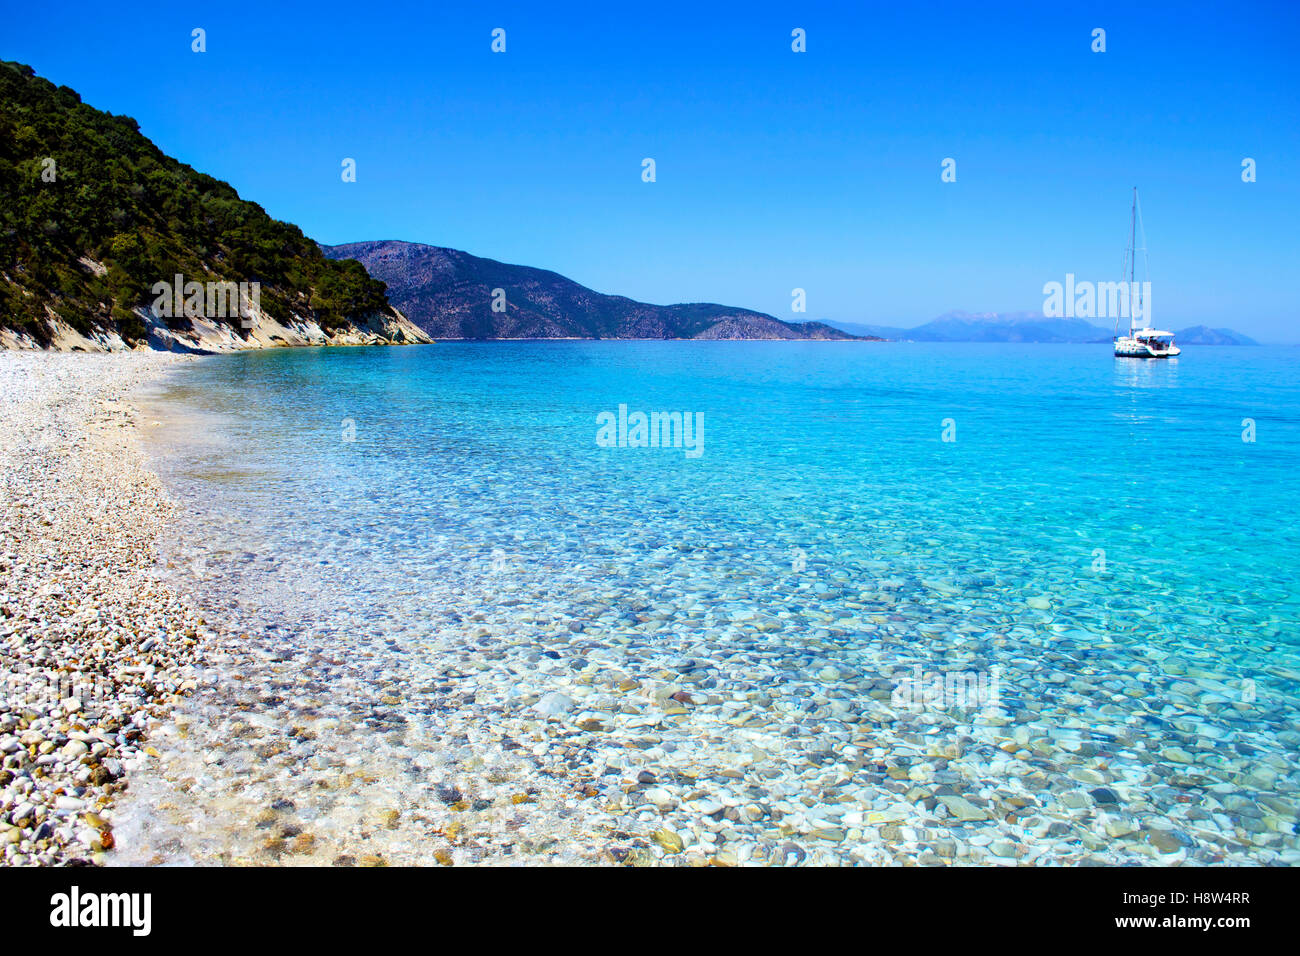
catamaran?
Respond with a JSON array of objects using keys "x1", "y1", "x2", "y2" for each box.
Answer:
[{"x1": 1114, "y1": 188, "x2": 1180, "y2": 358}]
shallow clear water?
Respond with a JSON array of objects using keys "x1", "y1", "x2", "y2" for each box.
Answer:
[{"x1": 122, "y1": 342, "x2": 1300, "y2": 866}]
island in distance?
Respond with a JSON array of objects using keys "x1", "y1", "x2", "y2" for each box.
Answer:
[
  {"x1": 322, "y1": 241, "x2": 868, "y2": 341},
  {"x1": 825, "y1": 312, "x2": 1261, "y2": 345}
]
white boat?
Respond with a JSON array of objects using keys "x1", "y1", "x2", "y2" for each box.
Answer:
[
  {"x1": 1114, "y1": 188, "x2": 1180, "y2": 358},
  {"x1": 1115, "y1": 328, "x2": 1179, "y2": 358}
]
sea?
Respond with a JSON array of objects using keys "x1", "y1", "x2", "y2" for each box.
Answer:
[{"x1": 115, "y1": 342, "x2": 1300, "y2": 866}]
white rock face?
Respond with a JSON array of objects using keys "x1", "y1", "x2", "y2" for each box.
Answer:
[{"x1": 0, "y1": 304, "x2": 432, "y2": 353}]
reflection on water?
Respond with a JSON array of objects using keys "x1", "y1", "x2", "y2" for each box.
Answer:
[{"x1": 1113, "y1": 353, "x2": 1181, "y2": 389}]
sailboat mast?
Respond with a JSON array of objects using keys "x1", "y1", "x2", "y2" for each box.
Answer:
[{"x1": 1129, "y1": 187, "x2": 1138, "y2": 333}]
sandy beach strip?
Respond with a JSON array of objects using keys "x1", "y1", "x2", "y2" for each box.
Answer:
[{"x1": 0, "y1": 350, "x2": 213, "y2": 865}]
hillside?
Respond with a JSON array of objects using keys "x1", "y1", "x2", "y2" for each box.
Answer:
[
  {"x1": 322, "y1": 241, "x2": 863, "y2": 341},
  {"x1": 0, "y1": 61, "x2": 426, "y2": 350}
]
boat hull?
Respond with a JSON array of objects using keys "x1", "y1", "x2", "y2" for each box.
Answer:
[
  {"x1": 1114, "y1": 349, "x2": 1179, "y2": 358},
  {"x1": 1114, "y1": 336, "x2": 1180, "y2": 359}
]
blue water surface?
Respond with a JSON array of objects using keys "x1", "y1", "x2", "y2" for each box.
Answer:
[{"x1": 134, "y1": 341, "x2": 1300, "y2": 864}]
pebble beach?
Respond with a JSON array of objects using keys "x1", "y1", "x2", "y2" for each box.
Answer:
[{"x1": 0, "y1": 351, "x2": 209, "y2": 864}]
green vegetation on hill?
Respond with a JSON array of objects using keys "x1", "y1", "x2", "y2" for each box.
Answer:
[{"x1": 0, "y1": 60, "x2": 390, "y2": 344}]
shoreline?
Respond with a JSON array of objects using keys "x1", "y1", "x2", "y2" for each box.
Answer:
[{"x1": 0, "y1": 350, "x2": 214, "y2": 865}]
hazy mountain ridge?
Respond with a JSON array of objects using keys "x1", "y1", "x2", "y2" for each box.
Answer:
[
  {"x1": 322, "y1": 241, "x2": 866, "y2": 341},
  {"x1": 825, "y1": 312, "x2": 1259, "y2": 345},
  {"x1": 1172, "y1": 325, "x2": 1259, "y2": 346}
]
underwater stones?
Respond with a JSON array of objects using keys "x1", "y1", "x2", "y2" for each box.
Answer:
[
  {"x1": 1146, "y1": 828, "x2": 1185, "y2": 855},
  {"x1": 809, "y1": 826, "x2": 846, "y2": 842},
  {"x1": 1241, "y1": 766, "x2": 1278, "y2": 789},
  {"x1": 533, "y1": 692, "x2": 575, "y2": 717},
  {"x1": 642, "y1": 787, "x2": 677, "y2": 811},
  {"x1": 1259, "y1": 795, "x2": 1298, "y2": 817},
  {"x1": 690, "y1": 797, "x2": 725, "y2": 816},
  {"x1": 1103, "y1": 818, "x2": 1138, "y2": 838},
  {"x1": 777, "y1": 843, "x2": 807, "y2": 865},
  {"x1": 988, "y1": 839, "x2": 1018, "y2": 858},
  {"x1": 937, "y1": 796, "x2": 990, "y2": 822},
  {"x1": 652, "y1": 828, "x2": 684, "y2": 853},
  {"x1": 624, "y1": 847, "x2": 657, "y2": 867},
  {"x1": 1068, "y1": 767, "x2": 1107, "y2": 786}
]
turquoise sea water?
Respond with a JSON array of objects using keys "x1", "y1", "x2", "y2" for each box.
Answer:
[{"x1": 129, "y1": 342, "x2": 1300, "y2": 865}]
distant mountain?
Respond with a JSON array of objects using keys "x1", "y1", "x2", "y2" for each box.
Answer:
[
  {"x1": 826, "y1": 312, "x2": 1258, "y2": 345},
  {"x1": 0, "y1": 61, "x2": 424, "y2": 351},
  {"x1": 821, "y1": 320, "x2": 912, "y2": 340},
  {"x1": 322, "y1": 241, "x2": 867, "y2": 341},
  {"x1": 1173, "y1": 325, "x2": 1259, "y2": 346},
  {"x1": 907, "y1": 312, "x2": 1114, "y2": 343},
  {"x1": 824, "y1": 312, "x2": 1114, "y2": 343}
]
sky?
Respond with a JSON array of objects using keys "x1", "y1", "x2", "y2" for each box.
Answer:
[{"x1": 3, "y1": 0, "x2": 1299, "y2": 341}]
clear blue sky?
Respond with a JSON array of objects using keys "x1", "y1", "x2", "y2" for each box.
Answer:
[{"x1": 4, "y1": 0, "x2": 1298, "y2": 340}]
